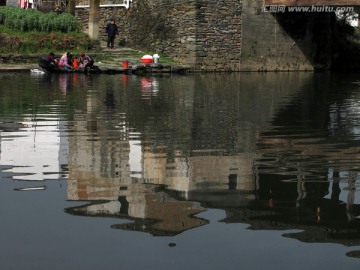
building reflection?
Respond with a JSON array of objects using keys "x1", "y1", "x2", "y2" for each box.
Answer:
[
  {"x1": 0, "y1": 116, "x2": 68, "y2": 181},
  {"x1": 64, "y1": 73, "x2": 360, "y2": 246}
]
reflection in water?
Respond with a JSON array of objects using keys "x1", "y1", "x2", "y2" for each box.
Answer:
[
  {"x1": 140, "y1": 77, "x2": 159, "y2": 98},
  {"x1": 0, "y1": 107, "x2": 68, "y2": 181},
  {"x1": 1, "y1": 72, "x2": 360, "y2": 264}
]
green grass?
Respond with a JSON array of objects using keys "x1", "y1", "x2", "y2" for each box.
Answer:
[
  {"x1": 0, "y1": 24, "x2": 178, "y2": 65},
  {"x1": 0, "y1": 24, "x2": 101, "y2": 54}
]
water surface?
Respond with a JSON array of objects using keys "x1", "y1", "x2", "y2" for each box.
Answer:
[{"x1": 1, "y1": 71, "x2": 360, "y2": 269}]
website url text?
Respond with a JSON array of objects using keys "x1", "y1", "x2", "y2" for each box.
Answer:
[{"x1": 262, "y1": 5, "x2": 355, "y2": 13}]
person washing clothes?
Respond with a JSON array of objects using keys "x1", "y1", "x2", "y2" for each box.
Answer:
[
  {"x1": 78, "y1": 53, "x2": 94, "y2": 69},
  {"x1": 58, "y1": 52, "x2": 72, "y2": 70}
]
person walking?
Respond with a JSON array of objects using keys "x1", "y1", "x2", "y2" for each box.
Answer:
[{"x1": 106, "y1": 19, "x2": 119, "y2": 49}]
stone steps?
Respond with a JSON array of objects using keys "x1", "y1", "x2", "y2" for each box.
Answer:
[
  {"x1": 97, "y1": 41, "x2": 180, "y2": 69},
  {"x1": 97, "y1": 45, "x2": 148, "y2": 68}
]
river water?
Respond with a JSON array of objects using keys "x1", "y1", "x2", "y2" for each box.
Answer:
[{"x1": 0, "y1": 71, "x2": 360, "y2": 269}]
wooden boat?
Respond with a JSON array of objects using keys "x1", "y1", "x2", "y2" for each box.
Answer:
[{"x1": 40, "y1": 64, "x2": 101, "y2": 73}]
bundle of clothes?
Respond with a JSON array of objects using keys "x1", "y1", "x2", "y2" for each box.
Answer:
[{"x1": 39, "y1": 52, "x2": 97, "y2": 72}]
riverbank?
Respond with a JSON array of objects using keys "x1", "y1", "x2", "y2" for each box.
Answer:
[{"x1": 0, "y1": 43, "x2": 192, "y2": 74}]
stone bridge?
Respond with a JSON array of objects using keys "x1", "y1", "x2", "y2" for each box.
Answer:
[{"x1": 78, "y1": 0, "x2": 360, "y2": 71}]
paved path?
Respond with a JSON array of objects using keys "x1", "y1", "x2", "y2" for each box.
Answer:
[
  {"x1": 0, "y1": 43, "x2": 181, "y2": 72},
  {"x1": 0, "y1": 47, "x2": 142, "y2": 71}
]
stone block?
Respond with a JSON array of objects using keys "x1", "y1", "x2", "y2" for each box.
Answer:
[{"x1": 186, "y1": 44, "x2": 197, "y2": 51}]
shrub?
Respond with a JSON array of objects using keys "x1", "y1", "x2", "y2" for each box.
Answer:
[
  {"x1": 3, "y1": 36, "x2": 22, "y2": 48},
  {"x1": 0, "y1": 6, "x2": 79, "y2": 33},
  {"x1": 0, "y1": 23, "x2": 100, "y2": 54}
]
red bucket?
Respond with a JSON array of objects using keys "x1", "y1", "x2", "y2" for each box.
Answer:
[
  {"x1": 141, "y1": 58, "x2": 153, "y2": 64},
  {"x1": 122, "y1": 61, "x2": 129, "y2": 69}
]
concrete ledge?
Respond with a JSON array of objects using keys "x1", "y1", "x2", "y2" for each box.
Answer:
[{"x1": 0, "y1": 64, "x2": 38, "y2": 71}]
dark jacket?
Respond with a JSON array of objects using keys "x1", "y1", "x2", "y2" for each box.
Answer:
[
  {"x1": 106, "y1": 23, "x2": 119, "y2": 38},
  {"x1": 39, "y1": 53, "x2": 55, "y2": 69}
]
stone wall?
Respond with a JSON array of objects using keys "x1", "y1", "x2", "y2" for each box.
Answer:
[
  {"x1": 76, "y1": 0, "x2": 333, "y2": 71},
  {"x1": 194, "y1": 0, "x2": 242, "y2": 71},
  {"x1": 0, "y1": 54, "x2": 41, "y2": 63},
  {"x1": 76, "y1": 1, "x2": 198, "y2": 65},
  {"x1": 6, "y1": 0, "x2": 17, "y2": 6},
  {"x1": 76, "y1": 0, "x2": 242, "y2": 71}
]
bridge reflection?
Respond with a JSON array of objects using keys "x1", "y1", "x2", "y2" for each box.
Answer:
[{"x1": 63, "y1": 72, "x2": 360, "y2": 244}]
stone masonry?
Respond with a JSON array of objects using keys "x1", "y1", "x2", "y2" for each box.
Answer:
[{"x1": 76, "y1": 0, "x2": 333, "y2": 71}]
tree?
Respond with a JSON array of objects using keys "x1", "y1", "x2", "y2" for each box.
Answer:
[{"x1": 336, "y1": 7, "x2": 359, "y2": 27}]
